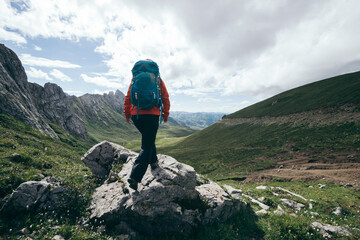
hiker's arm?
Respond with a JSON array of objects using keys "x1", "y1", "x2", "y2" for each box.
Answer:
[
  {"x1": 124, "y1": 84, "x2": 132, "y2": 123},
  {"x1": 160, "y1": 79, "x2": 170, "y2": 123}
]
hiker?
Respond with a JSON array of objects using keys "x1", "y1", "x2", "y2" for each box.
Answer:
[{"x1": 124, "y1": 59, "x2": 170, "y2": 190}]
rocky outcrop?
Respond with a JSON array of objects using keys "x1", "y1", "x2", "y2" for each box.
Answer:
[
  {"x1": 73, "y1": 90, "x2": 125, "y2": 127},
  {"x1": 0, "y1": 177, "x2": 66, "y2": 216},
  {"x1": 0, "y1": 43, "x2": 87, "y2": 138},
  {"x1": 28, "y1": 82, "x2": 88, "y2": 138},
  {"x1": 83, "y1": 141, "x2": 244, "y2": 237},
  {"x1": 311, "y1": 222, "x2": 351, "y2": 238},
  {"x1": 0, "y1": 43, "x2": 126, "y2": 140},
  {"x1": 0, "y1": 44, "x2": 58, "y2": 138}
]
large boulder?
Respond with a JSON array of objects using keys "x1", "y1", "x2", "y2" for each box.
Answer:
[
  {"x1": 86, "y1": 141, "x2": 244, "y2": 237},
  {"x1": 0, "y1": 177, "x2": 66, "y2": 216}
]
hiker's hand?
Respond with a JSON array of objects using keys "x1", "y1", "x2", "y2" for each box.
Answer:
[
  {"x1": 126, "y1": 118, "x2": 132, "y2": 124},
  {"x1": 163, "y1": 116, "x2": 168, "y2": 123}
]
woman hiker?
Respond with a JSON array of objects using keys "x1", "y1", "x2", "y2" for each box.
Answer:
[{"x1": 124, "y1": 59, "x2": 170, "y2": 190}]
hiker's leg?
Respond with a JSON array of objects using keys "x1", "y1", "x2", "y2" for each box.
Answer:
[
  {"x1": 149, "y1": 144, "x2": 157, "y2": 164},
  {"x1": 130, "y1": 115, "x2": 159, "y2": 182}
]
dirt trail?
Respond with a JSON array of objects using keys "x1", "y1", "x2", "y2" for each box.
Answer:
[{"x1": 244, "y1": 150, "x2": 360, "y2": 185}]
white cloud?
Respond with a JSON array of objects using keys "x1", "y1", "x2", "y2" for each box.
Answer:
[
  {"x1": 20, "y1": 54, "x2": 81, "y2": 68},
  {"x1": 198, "y1": 97, "x2": 220, "y2": 103},
  {"x1": 1, "y1": 0, "x2": 360, "y2": 112},
  {"x1": 64, "y1": 90, "x2": 83, "y2": 96},
  {"x1": 50, "y1": 69, "x2": 72, "y2": 82},
  {"x1": 81, "y1": 74, "x2": 125, "y2": 89},
  {"x1": 93, "y1": 89, "x2": 117, "y2": 95},
  {"x1": 33, "y1": 44, "x2": 42, "y2": 51},
  {"x1": 26, "y1": 67, "x2": 53, "y2": 81},
  {"x1": 0, "y1": 28, "x2": 27, "y2": 44}
]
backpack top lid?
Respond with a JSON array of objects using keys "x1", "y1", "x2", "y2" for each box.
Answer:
[{"x1": 131, "y1": 60, "x2": 160, "y2": 78}]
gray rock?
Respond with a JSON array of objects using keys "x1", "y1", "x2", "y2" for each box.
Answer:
[
  {"x1": 274, "y1": 205, "x2": 285, "y2": 215},
  {"x1": 333, "y1": 206, "x2": 342, "y2": 215},
  {"x1": 311, "y1": 222, "x2": 351, "y2": 238},
  {"x1": 255, "y1": 209, "x2": 268, "y2": 216},
  {"x1": 52, "y1": 235, "x2": 65, "y2": 240},
  {"x1": 88, "y1": 141, "x2": 244, "y2": 237},
  {"x1": 242, "y1": 194, "x2": 270, "y2": 210},
  {"x1": 82, "y1": 141, "x2": 133, "y2": 178},
  {"x1": 257, "y1": 197, "x2": 265, "y2": 202},
  {"x1": 19, "y1": 227, "x2": 30, "y2": 235},
  {"x1": 0, "y1": 177, "x2": 66, "y2": 215},
  {"x1": 223, "y1": 184, "x2": 242, "y2": 198},
  {"x1": 280, "y1": 198, "x2": 305, "y2": 211}
]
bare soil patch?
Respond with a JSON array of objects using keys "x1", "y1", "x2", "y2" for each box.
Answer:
[{"x1": 243, "y1": 149, "x2": 360, "y2": 186}]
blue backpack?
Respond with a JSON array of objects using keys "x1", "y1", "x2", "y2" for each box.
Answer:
[{"x1": 130, "y1": 60, "x2": 163, "y2": 122}]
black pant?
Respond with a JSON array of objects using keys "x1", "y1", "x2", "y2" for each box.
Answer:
[{"x1": 130, "y1": 114, "x2": 159, "y2": 182}]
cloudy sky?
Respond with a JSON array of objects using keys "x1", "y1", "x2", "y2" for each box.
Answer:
[{"x1": 1, "y1": 0, "x2": 359, "y2": 113}]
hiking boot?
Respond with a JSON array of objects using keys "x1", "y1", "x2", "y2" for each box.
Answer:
[
  {"x1": 127, "y1": 178, "x2": 138, "y2": 190},
  {"x1": 150, "y1": 162, "x2": 159, "y2": 170}
]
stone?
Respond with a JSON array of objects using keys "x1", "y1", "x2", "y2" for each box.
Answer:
[
  {"x1": 88, "y1": 142, "x2": 244, "y2": 237},
  {"x1": 257, "y1": 197, "x2": 265, "y2": 202},
  {"x1": 311, "y1": 222, "x2": 351, "y2": 238},
  {"x1": 242, "y1": 194, "x2": 270, "y2": 210},
  {"x1": 333, "y1": 207, "x2": 342, "y2": 215},
  {"x1": 0, "y1": 177, "x2": 66, "y2": 215},
  {"x1": 273, "y1": 205, "x2": 285, "y2": 215},
  {"x1": 19, "y1": 227, "x2": 30, "y2": 235},
  {"x1": 255, "y1": 209, "x2": 268, "y2": 216},
  {"x1": 280, "y1": 198, "x2": 305, "y2": 211},
  {"x1": 223, "y1": 184, "x2": 242, "y2": 198},
  {"x1": 276, "y1": 187, "x2": 308, "y2": 201},
  {"x1": 52, "y1": 235, "x2": 65, "y2": 240},
  {"x1": 256, "y1": 185, "x2": 267, "y2": 190},
  {"x1": 82, "y1": 141, "x2": 119, "y2": 178}
]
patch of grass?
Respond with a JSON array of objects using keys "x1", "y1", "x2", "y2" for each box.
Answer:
[
  {"x1": 228, "y1": 180, "x2": 360, "y2": 239},
  {"x1": 159, "y1": 121, "x2": 360, "y2": 179}
]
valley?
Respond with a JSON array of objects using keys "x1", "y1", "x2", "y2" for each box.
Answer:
[{"x1": 1, "y1": 43, "x2": 359, "y2": 239}]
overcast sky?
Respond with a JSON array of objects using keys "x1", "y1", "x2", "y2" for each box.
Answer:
[{"x1": 1, "y1": 0, "x2": 359, "y2": 113}]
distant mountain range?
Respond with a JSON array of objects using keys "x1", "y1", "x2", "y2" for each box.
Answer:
[
  {"x1": 170, "y1": 111, "x2": 225, "y2": 130},
  {"x1": 0, "y1": 43, "x2": 193, "y2": 144}
]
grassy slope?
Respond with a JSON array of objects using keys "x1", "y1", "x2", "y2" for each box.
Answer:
[
  {"x1": 0, "y1": 114, "x2": 103, "y2": 238},
  {"x1": 227, "y1": 71, "x2": 360, "y2": 118},
  {"x1": 160, "y1": 71, "x2": 360, "y2": 180}
]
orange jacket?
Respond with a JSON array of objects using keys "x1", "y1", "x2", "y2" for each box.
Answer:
[{"x1": 124, "y1": 78, "x2": 170, "y2": 120}]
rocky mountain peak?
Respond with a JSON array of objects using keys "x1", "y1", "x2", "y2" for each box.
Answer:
[
  {"x1": 0, "y1": 43, "x2": 27, "y2": 90},
  {"x1": 0, "y1": 43, "x2": 127, "y2": 140}
]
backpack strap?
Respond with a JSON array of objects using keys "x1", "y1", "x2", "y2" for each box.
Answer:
[{"x1": 157, "y1": 77, "x2": 163, "y2": 124}]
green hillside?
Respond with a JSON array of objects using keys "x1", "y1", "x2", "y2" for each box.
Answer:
[
  {"x1": 227, "y1": 71, "x2": 360, "y2": 118},
  {"x1": 160, "y1": 71, "x2": 360, "y2": 180}
]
